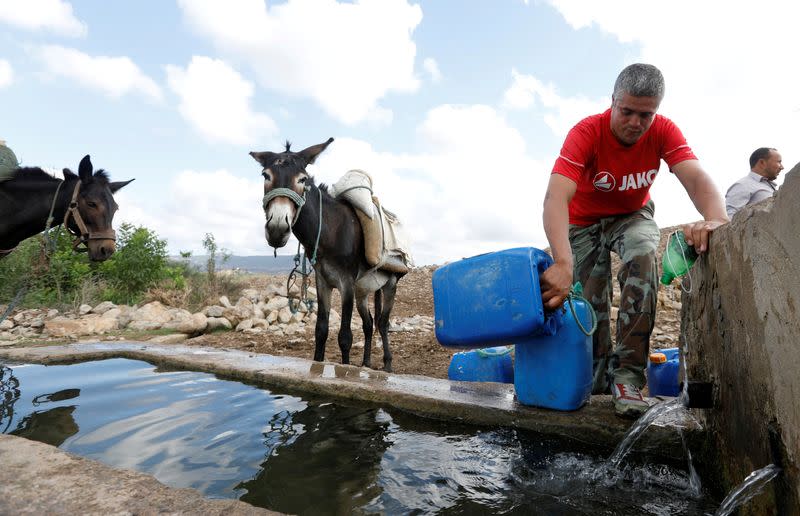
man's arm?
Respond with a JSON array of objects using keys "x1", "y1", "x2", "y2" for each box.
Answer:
[
  {"x1": 672, "y1": 159, "x2": 729, "y2": 252},
  {"x1": 724, "y1": 181, "x2": 750, "y2": 219},
  {"x1": 541, "y1": 174, "x2": 577, "y2": 310}
]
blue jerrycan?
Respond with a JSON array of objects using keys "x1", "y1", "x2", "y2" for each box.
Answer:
[
  {"x1": 647, "y1": 347, "x2": 681, "y2": 397},
  {"x1": 447, "y1": 346, "x2": 514, "y2": 383},
  {"x1": 433, "y1": 247, "x2": 559, "y2": 348},
  {"x1": 513, "y1": 294, "x2": 595, "y2": 411}
]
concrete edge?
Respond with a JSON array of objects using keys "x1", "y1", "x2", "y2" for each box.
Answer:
[{"x1": 0, "y1": 342, "x2": 702, "y2": 461}]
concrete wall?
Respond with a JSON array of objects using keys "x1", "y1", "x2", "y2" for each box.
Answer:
[{"x1": 683, "y1": 162, "x2": 800, "y2": 515}]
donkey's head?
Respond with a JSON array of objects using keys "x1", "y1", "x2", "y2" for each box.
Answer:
[
  {"x1": 250, "y1": 138, "x2": 333, "y2": 248},
  {"x1": 62, "y1": 155, "x2": 134, "y2": 261}
]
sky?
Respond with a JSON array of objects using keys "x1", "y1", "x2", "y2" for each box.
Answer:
[{"x1": 1, "y1": 0, "x2": 798, "y2": 265}]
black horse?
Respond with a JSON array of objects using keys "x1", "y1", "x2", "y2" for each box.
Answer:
[
  {"x1": 250, "y1": 138, "x2": 404, "y2": 371},
  {"x1": 0, "y1": 155, "x2": 133, "y2": 261}
]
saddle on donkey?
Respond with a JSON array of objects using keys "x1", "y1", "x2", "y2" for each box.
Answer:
[{"x1": 329, "y1": 169, "x2": 414, "y2": 278}]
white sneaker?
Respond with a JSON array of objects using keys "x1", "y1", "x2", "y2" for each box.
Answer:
[{"x1": 612, "y1": 383, "x2": 649, "y2": 419}]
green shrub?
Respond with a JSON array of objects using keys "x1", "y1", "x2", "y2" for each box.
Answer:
[{"x1": 98, "y1": 223, "x2": 169, "y2": 304}]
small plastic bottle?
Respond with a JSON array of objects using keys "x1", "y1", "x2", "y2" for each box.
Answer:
[{"x1": 660, "y1": 231, "x2": 699, "y2": 285}]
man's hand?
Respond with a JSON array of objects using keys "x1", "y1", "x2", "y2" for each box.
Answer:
[
  {"x1": 540, "y1": 260, "x2": 573, "y2": 310},
  {"x1": 682, "y1": 219, "x2": 727, "y2": 253}
]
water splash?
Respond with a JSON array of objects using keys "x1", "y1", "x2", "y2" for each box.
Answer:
[
  {"x1": 608, "y1": 396, "x2": 686, "y2": 468},
  {"x1": 679, "y1": 428, "x2": 702, "y2": 496},
  {"x1": 713, "y1": 464, "x2": 780, "y2": 516}
]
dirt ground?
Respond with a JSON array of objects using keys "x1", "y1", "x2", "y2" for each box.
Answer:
[
  {"x1": 188, "y1": 226, "x2": 684, "y2": 380},
  {"x1": 187, "y1": 266, "x2": 451, "y2": 378}
]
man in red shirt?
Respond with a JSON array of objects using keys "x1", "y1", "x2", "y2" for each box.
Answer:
[{"x1": 540, "y1": 63, "x2": 728, "y2": 418}]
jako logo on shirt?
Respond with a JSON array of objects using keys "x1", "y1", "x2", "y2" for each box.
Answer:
[
  {"x1": 618, "y1": 169, "x2": 658, "y2": 191},
  {"x1": 593, "y1": 171, "x2": 615, "y2": 192}
]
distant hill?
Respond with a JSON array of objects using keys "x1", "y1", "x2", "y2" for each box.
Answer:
[{"x1": 171, "y1": 254, "x2": 298, "y2": 274}]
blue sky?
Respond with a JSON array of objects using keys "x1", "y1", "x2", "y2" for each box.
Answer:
[{"x1": 2, "y1": 0, "x2": 798, "y2": 264}]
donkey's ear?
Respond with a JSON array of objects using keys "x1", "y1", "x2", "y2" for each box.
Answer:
[
  {"x1": 109, "y1": 178, "x2": 135, "y2": 193},
  {"x1": 78, "y1": 155, "x2": 93, "y2": 183},
  {"x1": 250, "y1": 151, "x2": 279, "y2": 168},
  {"x1": 299, "y1": 137, "x2": 334, "y2": 165},
  {"x1": 62, "y1": 168, "x2": 77, "y2": 180}
]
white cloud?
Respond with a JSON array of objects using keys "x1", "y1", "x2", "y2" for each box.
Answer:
[
  {"x1": 423, "y1": 58, "x2": 442, "y2": 83},
  {"x1": 0, "y1": 60, "x2": 13, "y2": 88},
  {"x1": 115, "y1": 169, "x2": 269, "y2": 256},
  {"x1": 177, "y1": 0, "x2": 422, "y2": 125},
  {"x1": 503, "y1": 69, "x2": 609, "y2": 136},
  {"x1": 37, "y1": 45, "x2": 162, "y2": 101},
  {"x1": 301, "y1": 105, "x2": 549, "y2": 265},
  {"x1": 545, "y1": 0, "x2": 800, "y2": 227},
  {"x1": 165, "y1": 56, "x2": 277, "y2": 146},
  {"x1": 0, "y1": 0, "x2": 86, "y2": 37}
]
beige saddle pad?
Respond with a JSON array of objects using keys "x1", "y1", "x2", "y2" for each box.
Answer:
[{"x1": 330, "y1": 170, "x2": 413, "y2": 274}]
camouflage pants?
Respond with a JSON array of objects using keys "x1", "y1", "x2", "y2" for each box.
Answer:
[{"x1": 569, "y1": 201, "x2": 659, "y2": 393}]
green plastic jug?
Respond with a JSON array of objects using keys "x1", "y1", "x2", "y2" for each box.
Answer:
[{"x1": 660, "y1": 230, "x2": 699, "y2": 285}]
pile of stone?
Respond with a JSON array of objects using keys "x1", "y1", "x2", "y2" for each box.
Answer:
[{"x1": 0, "y1": 283, "x2": 440, "y2": 344}]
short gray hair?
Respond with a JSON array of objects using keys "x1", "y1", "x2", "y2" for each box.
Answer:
[{"x1": 613, "y1": 63, "x2": 665, "y2": 101}]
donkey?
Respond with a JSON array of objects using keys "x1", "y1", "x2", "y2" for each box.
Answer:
[
  {"x1": 0, "y1": 155, "x2": 133, "y2": 261},
  {"x1": 250, "y1": 138, "x2": 404, "y2": 372}
]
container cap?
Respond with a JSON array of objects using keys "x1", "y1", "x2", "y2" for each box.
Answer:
[{"x1": 649, "y1": 352, "x2": 667, "y2": 364}]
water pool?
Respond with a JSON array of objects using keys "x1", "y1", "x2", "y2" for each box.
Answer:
[{"x1": 0, "y1": 358, "x2": 719, "y2": 515}]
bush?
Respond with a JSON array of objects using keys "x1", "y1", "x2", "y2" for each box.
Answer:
[{"x1": 98, "y1": 223, "x2": 171, "y2": 305}]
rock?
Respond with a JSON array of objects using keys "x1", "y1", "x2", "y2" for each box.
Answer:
[
  {"x1": 291, "y1": 311, "x2": 305, "y2": 324},
  {"x1": 264, "y1": 284, "x2": 286, "y2": 298},
  {"x1": 236, "y1": 319, "x2": 254, "y2": 332},
  {"x1": 163, "y1": 310, "x2": 207, "y2": 334},
  {"x1": 46, "y1": 309, "x2": 59, "y2": 319},
  {"x1": 128, "y1": 302, "x2": 172, "y2": 331},
  {"x1": 265, "y1": 296, "x2": 289, "y2": 311},
  {"x1": 283, "y1": 323, "x2": 303, "y2": 336},
  {"x1": 204, "y1": 305, "x2": 225, "y2": 318},
  {"x1": 219, "y1": 296, "x2": 232, "y2": 308},
  {"x1": 240, "y1": 289, "x2": 260, "y2": 303},
  {"x1": 44, "y1": 315, "x2": 117, "y2": 337},
  {"x1": 222, "y1": 306, "x2": 253, "y2": 327},
  {"x1": 242, "y1": 327, "x2": 265, "y2": 334},
  {"x1": 251, "y1": 318, "x2": 270, "y2": 329},
  {"x1": 266, "y1": 310, "x2": 278, "y2": 324},
  {"x1": 91, "y1": 301, "x2": 116, "y2": 315},
  {"x1": 0, "y1": 320, "x2": 13, "y2": 331},
  {"x1": 205, "y1": 317, "x2": 232, "y2": 332},
  {"x1": 235, "y1": 297, "x2": 254, "y2": 309},
  {"x1": 278, "y1": 306, "x2": 293, "y2": 324},
  {"x1": 148, "y1": 334, "x2": 189, "y2": 344},
  {"x1": 29, "y1": 318, "x2": 45, "y2": 329},
  {"x1": 78, "y1": 304, "x2": 93, "y2": 315}
]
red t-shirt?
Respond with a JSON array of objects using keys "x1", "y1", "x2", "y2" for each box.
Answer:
[{"x1": 552, "y1": 109, "x2": 697, "y2": 226}]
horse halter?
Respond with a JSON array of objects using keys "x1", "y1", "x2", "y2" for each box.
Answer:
[
  {"x1": 63, "y1": 181, "x2": 116, "y2": 251},
  {"x1": 262, "y1": 186, "x2": 308, "y2": 226}
]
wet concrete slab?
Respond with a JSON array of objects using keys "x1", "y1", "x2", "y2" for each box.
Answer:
[
  {"x1": 0, "y1": 341, "x2": 702, "y2": 459},
  {"x1": 0, "y1": 434, "x2": 278, "y2": 515}
]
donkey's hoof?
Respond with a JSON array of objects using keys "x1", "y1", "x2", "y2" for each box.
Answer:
[{"x1": 383, "y1": 363, "x2": 393, "y2": 373}]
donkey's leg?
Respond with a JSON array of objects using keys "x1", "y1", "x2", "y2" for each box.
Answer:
[
  {"x1": 355, "y1": 292, "x2": 374, "y2": 368},
  {"x1": 338, "y1": 285, "x2": 355, "y2": 365},
  {"x1": 377, "y1": 275, "x2": 399, "y2": 372},
  {"x1": 314, "y1": 275, "x2": 333, "y2": 362}
]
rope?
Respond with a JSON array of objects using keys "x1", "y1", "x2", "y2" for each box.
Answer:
[
  {"x1": 263, "y1": 188, "x2": 306, "y2": 225},
  {"x1": 567, "y1": 283, "x2": 597, "y2": 336},
  {"x1": 476, "y1": 346, "x2": 513, "y2": 358},
  {"x1": 286, "y1": 187, "x2": 322, "y2": 314}
]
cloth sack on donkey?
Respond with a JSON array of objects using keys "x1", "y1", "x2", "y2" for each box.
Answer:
[
  {"x1": 0, "y1": 140, "x2": 19, "y2": 182},
  {"x1": 329, "y1": 169, "x2": 414, "y2": 275}
]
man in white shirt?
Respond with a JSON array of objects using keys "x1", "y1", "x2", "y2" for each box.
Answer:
[{"x1": 725, "y1": 147, "x2": 783, "y2": 218}]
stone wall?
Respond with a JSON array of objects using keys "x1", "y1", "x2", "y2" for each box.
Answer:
[{"x1": 682, "y1": 162, "x2": 800, "y2": 514}]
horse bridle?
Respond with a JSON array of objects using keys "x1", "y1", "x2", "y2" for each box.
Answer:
[
  {"x1": 262, "y1": 186, "x2": 307, "y2": 226},
  {"x1": 63, "y1": 181, "x2": 116, "y2": 251}
]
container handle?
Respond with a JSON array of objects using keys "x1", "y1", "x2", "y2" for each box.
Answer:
[
  {"x1": 476, "y1": 346, "x2": 513, "y2": 358},
  {"x1": 568, "y1": 283, "x2": 597, "y2": 336}
]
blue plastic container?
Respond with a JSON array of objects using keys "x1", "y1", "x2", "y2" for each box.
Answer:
[
  {"x1": 513, "y1": 296, "x2": 594, "y2": 411},
  {"x1": 647, "y1": 347, "x2": 681, "y2": 397},
  {"x1": 447, "y1": 346, "x2": 514, "y2": 383},
  {"x1": 433, "y1": 247, "x2": 558, "y2": 348}
]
